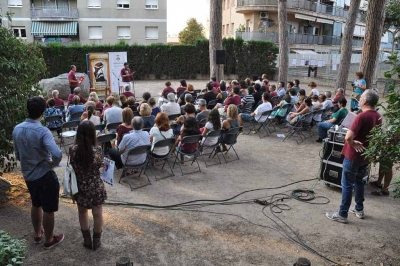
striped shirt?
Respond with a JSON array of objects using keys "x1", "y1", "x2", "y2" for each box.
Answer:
[{"x1": 241, "y1": 94, "x2": 255, "y2": 113}]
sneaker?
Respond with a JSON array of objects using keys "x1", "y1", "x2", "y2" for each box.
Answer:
[
  {"x1": 349, "y1": 206, "x2": 365, "y2": 219},
  {"x1": 325, "y1": 211, "x2": 348, "y2": 223},
  {"x1": 371, "y1": 190, "x2": 389, "y2": 196},
  {"x1": 370, "y1": 181, "x2": 383, "y2": 190},
  {"x1": 44, "y1": 234, "x2": 65, "y2": 250},
  {"x1": 34, "y1": 228, "x2": 45, "y2": 244}
]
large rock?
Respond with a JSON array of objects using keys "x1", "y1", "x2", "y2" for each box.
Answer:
[{"x1": 39, "y1": 72, "x2": 90, "y2": 100}]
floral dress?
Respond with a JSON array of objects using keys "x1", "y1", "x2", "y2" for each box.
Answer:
[{"x1": 69, "y1": 145, "x2": 107, "y2": 209}]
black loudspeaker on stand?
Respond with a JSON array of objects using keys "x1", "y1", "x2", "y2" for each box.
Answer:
[{"x1": 215, "y1": 50, "x2": 226, "y2": 64}]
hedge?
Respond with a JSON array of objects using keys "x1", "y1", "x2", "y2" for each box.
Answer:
[{"x1": 39, "y1": 38, "x2": 278, "y2": 80}]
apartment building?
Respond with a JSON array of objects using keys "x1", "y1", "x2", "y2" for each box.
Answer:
[
  {"x1": 222, "y1": 0, "x2": 394, "y2": 53},
  {"x1": 1, "y1": 0, "x2": 166, "y2": 45}
]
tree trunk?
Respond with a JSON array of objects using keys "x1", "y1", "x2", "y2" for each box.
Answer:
[
  {"x1": 335, "y1": 0, "x2": 361, "y2": 92},
  {"x1": 359, "y1": 0, "x2": 388, "y2": 89},
  {"x1": 209, "y1": 0, "x2": 223, "y2": 81},
  {"x1": 278, "y1": 0, "x2": 288, "y2": 86}
]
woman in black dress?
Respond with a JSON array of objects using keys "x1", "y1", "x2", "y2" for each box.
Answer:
[{"x1": 69, "y1": 121, "x2": 107, "y2": 251}]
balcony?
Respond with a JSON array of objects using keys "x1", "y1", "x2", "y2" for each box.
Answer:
[
  {"x1": 237, "y1": 0, "x2": 348, "y2": 21},
  {"x1": 31, "y1": 7, "x2": 79, "y2": 20}
]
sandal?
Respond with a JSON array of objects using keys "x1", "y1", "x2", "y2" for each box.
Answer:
[
  {"x1": 370, "y1": 181, "x2": 383, "y2": 189},
  {"x1": 371, "y1": 190, "x2": 389, "y2": 196}
]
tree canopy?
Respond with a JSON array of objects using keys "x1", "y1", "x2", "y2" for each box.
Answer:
[
  {"x1": 0, "y1": 26, "x2": 47, "y2": 172},
  {"x1": 178, "y1": 18, "x2": 206, "y2": 45},
  {"x1": 383, "y1": 0, "x2": 400, "y2": 35}
]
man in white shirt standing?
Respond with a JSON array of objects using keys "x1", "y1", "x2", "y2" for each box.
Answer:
[{"x1": 161, "y1": 93, "x2": 181, "y2": 116}]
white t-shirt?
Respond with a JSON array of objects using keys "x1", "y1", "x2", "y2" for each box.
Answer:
[
  {"x1": 254, "y1": 102, "x2": 272, "y2": 122},
  {"x1": 312, "y1": 102, "x2": 322, "y2": 121},
  {"x1": 83, "y1": 115, "x2": 100, "y2": 126},
  {"x1": 202, "y1": 122, "x2": 219, "y2": 146},
  {"x1": 311, "y1": 88, "x2": 319, "y2": 96},
  {"x1": 149, "y1": 127, "x2": 174, "y2": 156}
]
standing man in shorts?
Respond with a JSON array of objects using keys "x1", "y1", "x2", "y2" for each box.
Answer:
[{"x1": 13, "y1": 97, "x2": 65, "y2": 249}]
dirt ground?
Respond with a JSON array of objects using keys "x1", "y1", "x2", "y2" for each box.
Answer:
[{"x1": 1, "y1": 80, "x2": 399, "y2": 266}]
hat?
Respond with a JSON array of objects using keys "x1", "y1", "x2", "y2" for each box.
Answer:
[
  {"x1": 94, "y1": 62, "x2": 103, "y2": 69},
  {"x1": 167, "y1": 93, "x2": 175, "y2": 102}
]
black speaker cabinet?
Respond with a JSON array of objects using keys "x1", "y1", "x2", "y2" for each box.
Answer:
[
  {"x1": 215, "y1": 50, "x2": 226, "y2": 64},
  {"x1": 322, "y1": 140, "x2": 345, "y2": 165}
]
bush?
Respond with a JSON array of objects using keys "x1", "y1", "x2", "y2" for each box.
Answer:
[
  {"x1": 0, "y1": 27, "x2": 47, "y2": 173},
  {"x1": 39, "y1": 39, "x2": 278, "y2": 80},
  {"x1": 0, "y1": 230, "x2": 27, "y2": 265}
]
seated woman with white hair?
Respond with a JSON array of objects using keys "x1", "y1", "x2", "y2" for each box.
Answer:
[
  {"x1": 121, "y1": 84, "x2": 134, "y2": 98},
  {"x1": 52, "y1": 90, "x2": 65, "y2": 107}
]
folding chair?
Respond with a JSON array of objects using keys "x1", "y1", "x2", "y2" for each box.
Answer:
[
  {"x1": 95, "y1": 124, "x2": 106, "y2": 132},
  {"x1": 168, "y1": 114, "x2": 181, "y2": 123},
  {"x1": 207, "y1": 99, "x2": 218, "y2": 110},
  {"x1": 70, "y1": 111, "x2": 83, "y2": 122},
  {"x1": 172, "y1": 135, "x2": 203, "y2": 175},
  {"x1": 59, "y1": 120, "x2": 80, "y2": 154},
  {"x1": 221, "y1": 127, "x2": 241, "y2": 163},
  {"x1": 97, "y1": 133, "x2": 117, "y2": 155},
  {"x1": 198, "y1": 118, "x2": 207, "y2": 128},
  {"x1": 247, "y1": 110, "x2": 273, "y2": 138},
  {"x1": 106, "y1": 122, "x2": 121, "y2": 132},
  {"x1": 45, "y1": 115, "x2": 63, "y2": 137},
  {"x1": 282, "y1": 114, "x2": 308, "y2": 144},
  {"x1": 300, "y1": 111, "x2": 316, "y2": 139},
  {"x1": 200, "y1": 130, "x2": 223, "y2": 167},
  {"x1": 119, "y1": 145, "x2": 151, "y2": 190},
  {"x1": 195, "y1": 94, "x2": 204, "y2": 104},
  {"x1": 322, "y1": 106, "x2": 334, "y2": 121},
  {"x1": 147, "y1": 138, "x2": 176, "y2": 180},
  {"x1": 266, "y1": 104, "x2": 291, "y2": 132},
  {"x1": 194, "y1": 89, "x2": 201, "y2": 94}
]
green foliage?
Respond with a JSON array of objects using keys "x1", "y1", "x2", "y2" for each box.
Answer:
[
  {"x1": 0, "y1": 27, "x2": 47, "y2": 172},
  {"x1": 383, "y1": 0, "x2": 400, "y2": 35},
  {"x1": 178, "y1": 18, "x2": 206, "y2": 45},
  {"x1": 39, "y1": 39, "x2": 278, "y2": 80},
  {"x1": 0, "y1": 230, "x2": 27, "y2": 265},
  {"x1": 364, "y1": 53, "x2": 400, "y2": 198}
]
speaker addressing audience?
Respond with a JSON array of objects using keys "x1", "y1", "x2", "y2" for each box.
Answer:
[{"x1": 326, "y1": 89, "x2": 381, "y2": 224}]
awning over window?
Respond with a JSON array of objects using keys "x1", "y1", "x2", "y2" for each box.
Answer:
[
  {"x1": 31, "y1": 21, "x2": 78, "y2": 36},
  {"x1": 291, "y1": 49, "x2": 318, "y2": 55},
  {"x1": 295, "y1": 14, "x2": 316, "y2": 22}
]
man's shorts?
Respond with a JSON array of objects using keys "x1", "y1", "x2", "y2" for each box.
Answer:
[
  {"x1": 26, "y1": 171, "x2": 60, "y2": 213},
  {"x1": 240, "y1": 113, "x2": 255, "y2": 122}
]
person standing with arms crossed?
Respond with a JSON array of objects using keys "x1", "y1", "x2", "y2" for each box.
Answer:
[
  {"x1": 326, "y1": 89, "x2": 381, "y2": 223},
  {"x1": 13, "y1": 97, "x2": 65, "y2": 249},
  {"x1": 120, "y1": 62, "x2": 135, "y2": 95},
  {"x1": 68, "y1": 65, "x2": 78, "y2": 94}
]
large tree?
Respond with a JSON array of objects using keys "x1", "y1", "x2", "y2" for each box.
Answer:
[
  {"x1": 0, "y1": 26, "x2": 47, "y2": 172},
  {"x1": 178, "y1": 18, "x2": 206, "y2": 45},
  {"x1": 209, "y1": 0, "x2": 223, "y2": 81},
  {"x1": 278, "y1": 0, "x2": 288, "y2": 85},
  {"x1": 335, "y1": 0, "x2": 361, "y2": 92},
  {"x1": 359, "y1": 0, "x2": 388, "y2": 89}
]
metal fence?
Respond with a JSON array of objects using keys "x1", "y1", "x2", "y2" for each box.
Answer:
[{"x1": 31, "y1": 7, "x2": 79, "y2": 19}]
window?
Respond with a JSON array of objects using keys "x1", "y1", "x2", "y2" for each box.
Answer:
[
  {"x1": 117, "y1": 26, "x2": 131, "y2": 39},
  {"x1": 222, "y1": 25, "x2": 225, "y2": 36},
  {"x1": 12, "y1": 27, "x2": 26, "y2": 39},
  {"x1": 88, "y1": 26, "x2": 102, "y2": 39},
  {"x1": 145, "y1": 26, "x2": 158, "y2": 39},
  {"x1": 231, "y1": 23, "x2": 234, "y2": 34},
  {"x1": 145, "y1": 0, "x2": 158, "y2": 9},
  {"x1": 226, "y1": 24, "x2": 229, "y2": 35},
  {"x1": 8, "y1": 0, "x2": 22, "y2": 7},
  {"x1": 88, "y1": 0, "x2": 101, "y2": 8},
  {"x1": 117, "y1": 0, "x2": 130, "y2": 9}
]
